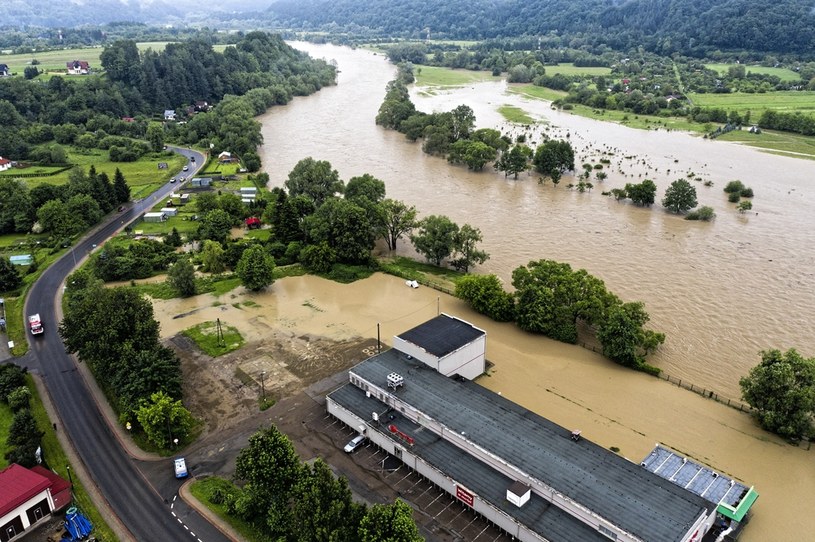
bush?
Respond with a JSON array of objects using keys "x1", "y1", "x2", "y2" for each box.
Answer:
[
  {"x1": 723, "y1": 180, "x2": 746, "y2": 193},
  {"x1": 0, "y1": 364, "x2": 26, "y2": 400},
  {"x1": 456, "y1": 274, "x2": 515, "y2": 322},
  {"x1": 740, "y1": 187, "x2": 754, "y2": 198},
  {"x1": 728, "y1": 192, "x2": 741, "y2": 203},
  {"x1": 685, "y1": 206, "x2": 716, "y2": 221},
  {"x1": 7, "y1": 386, "x2": 31, "y2": 411}
]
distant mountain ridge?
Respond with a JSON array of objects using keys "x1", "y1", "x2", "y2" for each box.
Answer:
[{"x1": 264, "y1": 0, "x2": 815, "y2": 56}]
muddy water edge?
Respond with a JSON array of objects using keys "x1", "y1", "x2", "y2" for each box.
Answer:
[{"x1": 242, "y1": 42, "x2": 815, "y2": 540}]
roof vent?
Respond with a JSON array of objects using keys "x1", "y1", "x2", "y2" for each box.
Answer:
[{"x1": 387, "y1": 373, "x2": 404, "y2": 390}]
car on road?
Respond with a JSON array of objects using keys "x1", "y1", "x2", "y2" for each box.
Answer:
[
  {"x1": 170, "y1": 177, "x2": 176, "y2": 183},
  {"x1": 344, "y1": 435, "x2": 366, "y2": 453},
  {"x1": 174, "y1": 457, "x2": 188, "y2": 479},
  {"x1": 190, "y1": 156, "x2": 195, "y2": 162},
  {"x1": 118, "y1": 205, "x2": 125, "y2": 212},
  {"x1": 182, "y1": 165, "x2": 189, "y2": 171}
]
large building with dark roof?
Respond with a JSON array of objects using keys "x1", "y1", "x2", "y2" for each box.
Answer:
[{"x1": 327, "y1": 316, "x2": 755, "y2": 542}]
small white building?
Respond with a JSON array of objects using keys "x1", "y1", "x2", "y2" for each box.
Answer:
[
  {"x1": 163, "y1": 110, "x2": 176, "y2": 121},
  {"x1": 180, "y1": 194, "x2": 191, "y2": 205},
  {"x1": 160, "y1": 207, "x2": 178, "y2": 217},
  {"x1": 144, "y1": 212, "x2": 167, "y2": 223},
  {"x1": 391, "y1": 313, "x2": 486, "y2": 380},
  {"x1": 0, "y1": 157, "x2": 11, "y2": 172}
]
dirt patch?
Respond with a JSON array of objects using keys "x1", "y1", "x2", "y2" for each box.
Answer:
[{"x1": 170, "y1": 329, "x2": 378, "y2": 439}]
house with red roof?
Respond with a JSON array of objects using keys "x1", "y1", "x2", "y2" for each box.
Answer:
[
  {"x1": 0, "y1": 464, "x2": 72, "y2": 541},
  {"x1": 0, "y1": 157, "x2": 10, "y2": 172},
  {"x1": 66, "y1": 60, "x2": 90, "y2": 75}
]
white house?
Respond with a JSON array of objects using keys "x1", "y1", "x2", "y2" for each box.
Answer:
[
  {"x1": 160, "y1": 207, "x2": 178, "y2": 217},
  {"x1": 0, "y1": 157, "x2": 11, "y2": 172},
  {"x1": 144, "y1": 212, "x2": 167, "y2": 223},
  {"x1": 391, "y1": 313, "x2": 486, "y2": 380},
  {"x1": 163, "y1": 110, "x2": 176, "y2": 121},
  {"x1": 66, "y1": 60, "x2": 90, "y2": 75},
  {"x1": 0, "y1": 464, "x2": 72, "y2": 540}
]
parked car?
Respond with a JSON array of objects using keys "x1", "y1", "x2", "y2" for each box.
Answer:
[
  {"x1": 174, "y1": 457, "x2": 188, "y2": 479},
  {"x1": 344, "y1": 435, "x2": 366, "y2": 453}
]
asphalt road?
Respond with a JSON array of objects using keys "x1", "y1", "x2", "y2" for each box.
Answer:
[{"x1": 23, "y1": 147, "x2": 232, "y2": 542}]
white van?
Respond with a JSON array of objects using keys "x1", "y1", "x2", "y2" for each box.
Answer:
[{"x1": 174, "y1": 457, "x2": 188, "y2": 479}]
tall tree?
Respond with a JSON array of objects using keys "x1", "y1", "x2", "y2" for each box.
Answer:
[
  {"x1": 201, "y1": 240, "x2": 226, "y2": 273},
  {"x1": 533, "y1": 139, "x2": 575, "y2": 181},
  {"x1": 377, "y1": 199, "x2": 417, "y2": 251},
  {"x1": 596, "y1": 301, "x2": 665, "y2": 368},
  {"x1": 306, "y1": 198, "x2": 374, "y2": 263},
  {"x1": 411, "y1": 215, "x2": 459, "y2": 266},
  {"x1": 284, "y1": 158, "x2": 344, "y2": 207},
  {"x1": 662, "y1": 179, "x2": 698, "y2": 213},
  {"x1": 451, "y1": 224, "x2": 489, "y2": 272},
  {"x1": 740, "y1": 349, "x2": 815, "y2": 440},
  {"x1": 146, "y1": 123, "x2": 165, "y2": 153},
  {"x1": 5, "y1": 408, "x2": 43, "y2": 468},
  {"x1": 236, "y1": 244, "x2": 276, "y2": 291},
  {"x1": 167, "y1": 257, "x2": 197, "y2": 297},
  {"x1": 456, "y1": 274, "x2": 515, "y2": 322},
  {"x1": 345, "y1": 174, "x2": 386, "y2": 204},
  {"x1": 135, "y1": 391, "x2": 195, "y2": 449},
  {"x1": 113, "y1": 168, "x2": 131, "y2": 204},
  {"x1": 495, "y1": 145, "x2": 531, "y2": 179},
  {"x1": 0, "y1": 257, "x2": 22, "y2": 292},
  {"x1": 358, "y1": 500, "x2": 423, "y2": 542},
  {"x1": 625, "y1": 180, "x2": 657, "y2": 206}
]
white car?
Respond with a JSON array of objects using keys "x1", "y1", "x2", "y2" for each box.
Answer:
[
  {"x1": 344, "y1": 435, "x2": 366, "y2": 453},
  {"x1": 183, "y1": 165, "x2": 189, "y2": 171},
  {"x1": 170, "y1": 178, "x2": 176, "y2": 183}
]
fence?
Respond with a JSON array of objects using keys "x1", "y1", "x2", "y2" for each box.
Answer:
[{"x1": 0, "y1": 164, "x2": 73, "y2": 178}]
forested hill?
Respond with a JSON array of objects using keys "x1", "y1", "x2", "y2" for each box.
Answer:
[{"x1": 265, "y1": 0, "x2": 815, "y2": 56}]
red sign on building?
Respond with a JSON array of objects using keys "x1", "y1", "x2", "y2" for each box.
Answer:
[{"x1": 456, "y1": 485, "x2": 474, "y2": 507}]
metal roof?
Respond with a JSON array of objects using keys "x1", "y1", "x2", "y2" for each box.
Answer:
[
  {"x1": 347, "y1": 349, "x2": 712, "y2": 542},
  {"x1": 330, "y1": 384, "x2": 610, "y2": 542},
  {"x1": 396, "y1": 314, "x2": 485, "y2": 358},
  {"x1": 0, "y1": 464, "x2": 50, "y2": 517}
]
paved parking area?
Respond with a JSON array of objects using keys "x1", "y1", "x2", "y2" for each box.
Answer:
[{"x1": 309, "y1": 410, "x2": 514, "y2": 542}]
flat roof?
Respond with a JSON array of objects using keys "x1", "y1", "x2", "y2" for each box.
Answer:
[
  {"x1": 397, "y1": 314, "x2": 484, "y2": 358},
  {"x1": 348, "y1": 350, "x2": 711, "y2": 542},
  {"x1": 330, "y1": 383, "x2": 610, "y2": 542}
]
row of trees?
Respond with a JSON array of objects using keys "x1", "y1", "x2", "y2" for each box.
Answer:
[
  {"x1": 59, "y1": 270, "x2": 193, "y2": 448},
  {"x1": 0, "y1": 165, "x2": 130, "y2": 238},
  {"x1": 0, "y1": 364, "x2": 43, "y2": 467},
  {"x1": 457, "y1": 260, "x2": 665, "y2": 369},
  {"x1": 209, "y1": 425, "x2": 422, "y2": 541}
]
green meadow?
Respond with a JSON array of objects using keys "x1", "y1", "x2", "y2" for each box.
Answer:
[
  {"x1": 688, "y1": 91, "x2": 815, "y2": 114},
  {"x1": 704, "y1": 63, "x2": 803, "y2": 83},
  {"x1": 415, "y1": 65, "x2": 499, "y2": 86},
  {"x1": 544, "y1": 63, "x2": 612, "y2": 76}
]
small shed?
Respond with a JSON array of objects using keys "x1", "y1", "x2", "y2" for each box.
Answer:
[
  {"x1": 144, "y1": 212, "x2": 167, "y2": 223},
  {"x1": 160, "y1": 207, "x2": 178, "y2": 217},
  {"x1": 190, "y1": 177, "x2": 211, "y2": 187},
  {"x1": 9, "y1": 255, "x2": 33, "y2": 266},
  {"x1": 239, "y1": 186, "x2": 257, "y2": 194},
  {"x1": 180, "y1": 194, "x2": 191, "y2": 205}
]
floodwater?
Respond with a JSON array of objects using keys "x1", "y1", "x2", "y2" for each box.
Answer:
[
  {"x1": 249, "y1": 43, "x2": 814, "y2": 540},
  {"x1": 154, "y1": 274, "x2": 812, "y2": 541}
]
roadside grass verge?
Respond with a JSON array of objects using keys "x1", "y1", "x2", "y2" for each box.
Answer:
[
  {"x1": 182, "y1": 321, "x2": 245, "y2": 357},
  {"x1": 498, "y1": 105, "x2": 536, "y2": 124},
  {"x1": 189, "y1": 477, "x2": 266, "y2": 541},
  {"x1": 414, "y1": 65, "x2": 498, "y2": 87},
  {"x1": 0, "y1": 374, "x2": 118, "y2": 541}
]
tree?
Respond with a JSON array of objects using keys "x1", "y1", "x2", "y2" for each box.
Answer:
[
  {"x1": 662, "y1": 179, "x2": 698, "y2": 213},
  {"x1": 284, "y1": 158, "x2": 344, "y2": 207},
  {"x1": 533, "y1": 140, "x2": 575, "y2": 180},
  {"x1": 345, "y1": 174, "x2": 386, "y2": 204},
  {"x1": 0, "y1": 257, "x2": 22, "y2": 292},
  {"x1": 23, "y1": 66, "x2": 39, "y2": 79},
  {"x1": 7, "y1": 386, "x2": 31, "y2": 412},
  {"x1": 235, "y1": 426, "x2": 304, "y2": 524},
  {"x1": 456, "y1": 274, "x2": 515, "y2": 321},
  {"x1": 740, "y1": 349, "x2": 815, "y2": 440},
  {"x1": 146, "y1": 123, "x2": 164, "y2": 153},
  {"x1": 201, "y1": 240, "x2": 226, "y2": 273},
  {"x1": 450, "y1": 104, "x2": 475, "y2": 141},
  {"x1": 37, "y1": 199, "x2": 74, "y2": 238},
  {"x1": 411, "y1": 215, "x2": 459, "y2": 266},
  {"x1": 113, "y1": 168, "x2": 130, "y2": 204},
  {"x1": 165, "y1": 227, "x2": 183, "y2": 247},
  {"x1": 299, "y1": 243, "x2": 337, "y2": 273},
  {"x1": 451, "y1": 224, "x2": 489, "y2": 272},
  {"x1": 596, "y1": 302, "x2": 664, "y2": 368},
  {"x1": 377, "y1": 199, "x2": 417, "y2": 251},
  {"x1": 236, "y1": 244, "x2": 275, "y2": 291},
  {"x1": 737, "y1": 200, "x2": 753, "y2": 213},
  {"x1": 0, "y1": 178, "x2": 33, "y2": 234},
  {"x1": 167, "y1": 257, "x2": 196, "y2": 297},
  {"x1": 625, "y1": 180, "x2": 657, "y2": 206},
  {"x1": 0, "y1": 365, "x2": 26, "y2": 402},
  {"x1": 198, "y1": 209, "x2": 234, "y2": 243},
  {"x1": 135, "y1": 391, "x2": 195, "y2": 449},
  {"x1": 358, "y1": 500, "x2": 423, "y2": 542},
  {"x1": 306, "y1": 198, "x2": 374, "y2": 264},
  {"x1": 5, "y1": 408, "x2": 43, "y2": 467},
  {"x1": 495, "y1": 145, "x2": 530, "y2": 179}
]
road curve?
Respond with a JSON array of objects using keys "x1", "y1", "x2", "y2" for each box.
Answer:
[{"x1": 24, "y1": 148, "x2": 232, "y2": 542}]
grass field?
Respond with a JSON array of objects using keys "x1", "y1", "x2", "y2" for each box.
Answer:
[
  {"x1": 415, "y1": 65, "x2": 499, "y2": 87},
  {"x1": 498, "y1": 105, "x2": 536, "y2": 124},
  {"x1": 717, "y1": 129, "x2": 815, "y2": 160},
  {"x1": 545, "y1": 63, "x2": 611, "y2": 76},
  {"x1": 182, "y1": 321, "x2": 245, "y2": 356},
  {"x1": 704, "y1": 63, "x2": 803, "y2": 82},
  {"x1": 688, "y1": 91, "x2": 815, "y2": 114}
]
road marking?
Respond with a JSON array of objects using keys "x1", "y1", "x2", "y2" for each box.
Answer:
[
  {"x1": 171, "y1": 511, "x2": 177, "y2": 517},
  {"x1": 184, "y1": 524, "x2": 189, "y2": 531},
  {"x1": 190, "y1": 532, "x2": 195, "y2": 537},
  {"x1": 173, "y1": 495, "x2": 178, "y2": 502},
  {"x1": 177, "y1": 518, "x2": 184, "y2": 524}
]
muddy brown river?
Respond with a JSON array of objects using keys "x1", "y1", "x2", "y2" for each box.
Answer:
[{"x1": 246, "y1": 43, "x2": 814, "y2": 540}]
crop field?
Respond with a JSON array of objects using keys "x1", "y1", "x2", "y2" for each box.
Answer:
[
  {"x1": 415, "y1": 65, "x2": 499, "y2": 86},
  {"x1": 704, "y1": 63, "x2": 802, "y2": 82},
  {"x1": 717, "y1": 129, "x2": 815, "y2": 160},
  {"x1": 687, "y1": 91, "x2": 815, "y2": 114},
  {"x1": 545, "y1": 63, "x2": 611, "y2": 76}
]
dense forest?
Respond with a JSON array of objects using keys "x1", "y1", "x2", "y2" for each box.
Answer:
[{"x1": 265, "y1": 0, "x2": 815, "y2": 57}]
